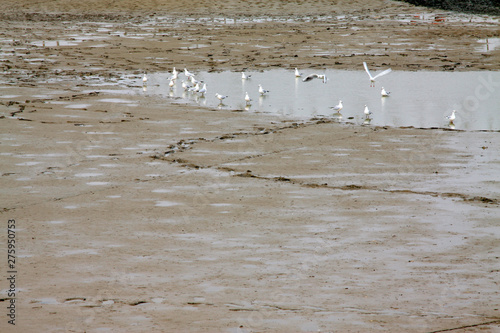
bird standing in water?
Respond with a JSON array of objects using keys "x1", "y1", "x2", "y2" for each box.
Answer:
[
  {"x1": 446, "y1": 110, "x2": 456, "y2": 123},
  {"x1": 258, "y1": 84, "x2": 270, "y2": 95},
  {"x1": 244, "y1": 92, "x2": 252, "y2": 105},
  {"x1": 364, "y1": 105, "x2": 372, "y2": 118},
  {"x1": 381, "y1": 87, "x2": 390, "y2": 97},
  {"x1": 330, "y1": 100, "x2": 343, "y2": 113}
]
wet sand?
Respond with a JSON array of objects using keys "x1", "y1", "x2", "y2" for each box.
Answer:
[{"x1": 1, "y1": 0, "x2": 500, "y2": 332}]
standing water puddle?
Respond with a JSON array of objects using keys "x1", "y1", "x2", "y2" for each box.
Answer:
[
  {"x1": 476, "y1": 37, "x2": 500, "y2": 52},
  {"x1": 145, "y1": 69, "x2": 499, "y2": 131}
]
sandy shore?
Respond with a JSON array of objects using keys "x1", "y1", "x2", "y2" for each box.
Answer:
[{"x1": 1, "y1": 1, "x2": 499, "y2": 332}]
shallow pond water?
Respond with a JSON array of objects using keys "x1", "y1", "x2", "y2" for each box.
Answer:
[{"x1": 145, "y1": 69, "x2": 500, "y2": 131}]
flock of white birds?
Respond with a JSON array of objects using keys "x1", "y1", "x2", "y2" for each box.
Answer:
[{"x1": 142, "y1": 63, "x2": 457, "y2": 124}]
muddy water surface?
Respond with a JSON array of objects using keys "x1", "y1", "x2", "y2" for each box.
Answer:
[{"x1": 145, "y1": 69, "x2": 500, "y2": 130}]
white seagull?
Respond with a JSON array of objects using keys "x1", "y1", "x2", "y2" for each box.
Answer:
[
  {"x1": 363, "y1": 62, "x2": 392, "y2": 87},
  {"x1": 169, "y1": 79, "x2": 175, "y2": 88},
  {"x1": 198, "y1": 83, "x2": 207, "y2": 96},
  {"x1": 446, "y1": 110, "x2": 456, "y2": 122},
  {"x1": 142, "y1": 73, "x2": 148, "y2": 84},
  {"x1": 294, "y1": 68, "x2": 303, "y2": 77},
  {"x1": 168, "y1": 69, "x2": 178, "y2": 81},
  {"x1": 241, "y1": 72, "x2": 251, "y2": 80},
  {"x1": 244, "y1": 92, "x2": 252, "y2": 105},
  {"x1": 189, "y1": 82, "x2": 200, "y2": 93},
  {"x1": 302, "y1": 73, "x2": 327, "y2": 83},
  {"x1": 184, "y1": 68, "x2": 195, "y2": 78},
  {"x1": 330, "y1": 100, "x2": 343, "y2": 113},
  {"x1": 190, "y1": 75, "x2": 200, "y2": 85},
  {"x1": 364, "y1": 105, "x2": 372, "y2": 118},
  {"x1": 181, "y1": 80, "x2": 192, "y2": 91},
  {"x1": 215, "y1": 93, "x2": 228, "y2": 103},
  {"x1": 381, "y1": 87, "x2": 390, "y2": 97},
  {"x1": 258, "y1": 84, "x2": 269, "y2": 95}
]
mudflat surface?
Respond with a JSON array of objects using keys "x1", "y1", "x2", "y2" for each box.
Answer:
[{"x1": 0, "y1": 1, "x2": 499, "y2": 332}]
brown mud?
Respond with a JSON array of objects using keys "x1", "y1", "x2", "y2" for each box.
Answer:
[{"x1": 0, "y1": 1, "x2": 499, "y2": 332}]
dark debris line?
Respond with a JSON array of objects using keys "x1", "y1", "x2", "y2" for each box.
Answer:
[{"x1": 427, "y1": 319, "x2": 500, "y2": 333}]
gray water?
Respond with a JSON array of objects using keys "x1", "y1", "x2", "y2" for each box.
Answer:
[{"x1": 146, "y1": 69, "x2": 500, "y2": 131}]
